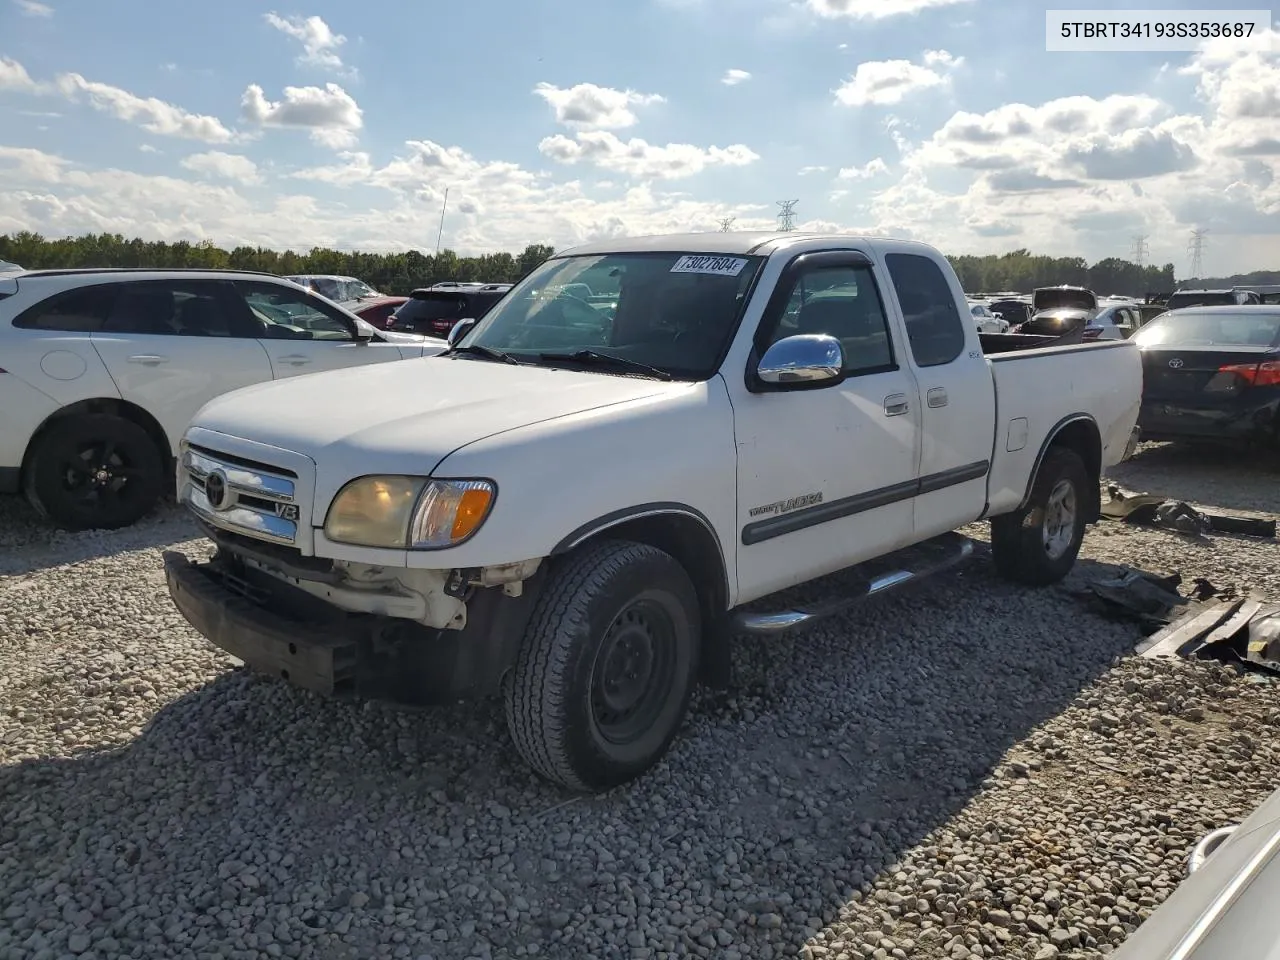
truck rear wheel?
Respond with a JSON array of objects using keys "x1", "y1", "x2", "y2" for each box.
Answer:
[
  {"x1": 990, "y1": 446, "x2": 1089, "y2": 586},
  {"x1": 503, "y1": 539, "x2": 701, "y2": 793}
]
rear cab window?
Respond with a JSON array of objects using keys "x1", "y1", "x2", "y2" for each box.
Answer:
[{"x1": 884, "y1": 253, "x2": 968, "y2": 367}]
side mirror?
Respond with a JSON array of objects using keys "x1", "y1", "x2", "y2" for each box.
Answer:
[
  {"x1": 447, "y1": 317, "x2": 477, "y2": 347},
  {"x1": 756, "y1": 334, "x2": 844, "y2": 387}
]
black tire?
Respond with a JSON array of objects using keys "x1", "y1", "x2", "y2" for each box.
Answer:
[
  {"x1": 23, "y1": 414, "x2": 165, "y2": 531},
  {"x1": 990, "y1": 446, "x2": 1090, "y2": 586},
  {"x1": 503, "y1": 539, "x2": 702, "y2": 793}
]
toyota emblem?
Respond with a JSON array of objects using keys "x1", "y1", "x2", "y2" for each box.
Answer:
[
  {"x1": 204, "y1": 469, "x2": 230, "y2": 511},
  {"x1": 1168, "y1": 358, "x2": 1184, "y2": 369}
]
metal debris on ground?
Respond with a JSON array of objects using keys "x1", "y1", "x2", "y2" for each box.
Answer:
[
  {"x1": 1134, "y1": 592, "x2": 1280, "y2": 675},
  {"x1": 1101, "y1": 483, "x2": 1277, "y2": 539},
  {"x1": 1077, "y1": 567, "x2": 1233, "y2": 632}
]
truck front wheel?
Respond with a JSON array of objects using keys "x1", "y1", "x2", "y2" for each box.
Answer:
[
  {"x1": 503, "y1": 539, "x2": 702, "y2": 793},
  {"x1": 990, "y1": 446, "x2": 1089, "y2": 586}
]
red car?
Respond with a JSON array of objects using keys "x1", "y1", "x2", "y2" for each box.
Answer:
[{"x1": 350, "y1": 296, "x2": 409, "y2": 330}]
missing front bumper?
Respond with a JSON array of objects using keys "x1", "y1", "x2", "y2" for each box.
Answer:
[
  {"x1": 163, "y1": 550, "x2": 357, "y2": 695},
  {"x1": 163, "y1": 548, "x2": 545, "y2": 705}
]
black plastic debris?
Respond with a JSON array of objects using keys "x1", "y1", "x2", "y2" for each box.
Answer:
[
  {"x1": 1080, "y1": 568, "x2": 1190, "y2": 631},
  {"x1": 1101, "y1": 484, "x2": 1276, "y2": 539}
]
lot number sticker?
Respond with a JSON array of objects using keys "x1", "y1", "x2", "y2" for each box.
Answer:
[{"x1": 670, "y1": 255, "x2": 749, "y2": 277}]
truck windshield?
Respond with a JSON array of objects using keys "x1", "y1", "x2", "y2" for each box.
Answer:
[{"x1": 456, "y1": 252, "x2": 765, "y2": 379}]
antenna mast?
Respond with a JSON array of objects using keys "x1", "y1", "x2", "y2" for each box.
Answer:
[
  {"x1": 776, "y1": 199, "x2": 799, "y2": 231},
  {"x1": 435, "y1": 187, "x2": 450, "y2": 255}
]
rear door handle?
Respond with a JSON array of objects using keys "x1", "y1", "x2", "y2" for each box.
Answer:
[
  {"x1": 127, "y1": 355, "x2": 168, "y2": 366},
  {"x1": 277, "y1": 354, "x2": 312, "y2": 366},
  {"x1": 927, "y1": 387, "x2": 949, "y2": 408},
  {"x1": 884, "y1": 394, "x2": 909, "y2": 417}
]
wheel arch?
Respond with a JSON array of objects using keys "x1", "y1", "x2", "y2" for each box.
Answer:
[
  {"x1": 22, "y1": 398, "x2": 174, "y2": 484},
  {"x1": 550, "y1": 503, "x2": 733, "y2": 686},
  {"x1": 1020, "y1": 414, "x2": 1102, "y2": 522}
]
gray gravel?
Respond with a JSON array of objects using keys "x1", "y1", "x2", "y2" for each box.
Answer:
[{"x1": 2, "y1": 440, "x2": 1279, "y2": 960}]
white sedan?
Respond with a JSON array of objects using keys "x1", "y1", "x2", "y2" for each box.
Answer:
[{"x1": 970, "y1": 302, "x2": 1011, "y2": 333}]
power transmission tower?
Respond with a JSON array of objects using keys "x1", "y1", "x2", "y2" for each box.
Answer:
[
  {"x1": 1187, "y1": 229, "x2": 1208, "y2": 280},
  {"x1": 718, "y1": 216, "x2": 736, "y2": 232},
  {"x1": 1130, "y1": 235, "x2": 1149, "y2": 267},
  {"x1": 776, "y1": 199, "x2": 799, "y2": 231}
]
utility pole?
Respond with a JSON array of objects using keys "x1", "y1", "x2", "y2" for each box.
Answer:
[
  {"x1": 776, "y1": 199, "x2": 799, "y2": 231},
  {"x1": 1130, "y1": 235, "x2": 1149, "y2": 267},
  {"x1": 435, "y1": 187, "x2": 450, "y2": 255},
  {"x1": 1187, "y1": 229, "x2": 1207, "y2": 281},
  {"x1": 718, "y1": 215, "x2": 736, "y2": 232}
]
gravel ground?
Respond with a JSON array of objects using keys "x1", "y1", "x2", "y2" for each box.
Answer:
[{"x1": 2, "y1": 440, "x2": 1279, "y2": 960}]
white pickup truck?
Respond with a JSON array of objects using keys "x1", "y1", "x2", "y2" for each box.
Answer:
[{"x1": 162, "y1": 232, "x2": 1142, "y2": 792}]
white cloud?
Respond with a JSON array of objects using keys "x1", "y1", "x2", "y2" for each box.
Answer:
[
  {"x1": 180, "y1": 150, "x2": 262, "y2": 185},
  {"x1": 835, "y1": 50, "x2": 963, "y2": 106},
  {"x1": 532, "y1": 82, "x2": 664, "y2": 130},
  {"x1": 241, "y1": 82, "x2": 362, "y2": 149},
  {"x1": 13, "y1": 0, "x2": 53, "y2": 16},
  {"x1": 56, "y1": 72, "x2": 237, "y2": 142},
  {"x1": 799, "y1": 165, "x2": 829, "y2": 175},
  {"x1": 837, "y1": 157, "x2": 890, "y2": 179},
  {"x1": 263, "y1": 13, "x2": 353, "y2": 75},
  {"x1": 807, "y1": 0, "x2": 973, "y2": 19},
  {"x1": 721, "y1": 69, "x2": 751, "y2": 86},
  {"x1": 139, "y1": 144, "x2": 160, "y2": 154},
  {"x1": 538, "y1": 131, "x2": 760, "y2": 179},
  {"x1": 0, "y1": 57, "x2": 48, "y2": 93},
  {"x1": 0, "y1": 142, "x2": 783, "y2": 255}
]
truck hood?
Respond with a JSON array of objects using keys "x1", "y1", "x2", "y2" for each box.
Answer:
[{"x1": 190, "y1": 355, "x2": 685, "y2": 475}]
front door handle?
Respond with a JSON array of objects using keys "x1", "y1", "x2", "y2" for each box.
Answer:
[
  {"x1": 884, "y1": 394, "x2": 909, "y2": 417},
  {"x1": 927, "y1": 387, "x2": 949, "y2": 408},
  {"x1": 277, "y1": 355, "x2": 312, "y2": 366},
  {"x1": 127, "y1": 355, "x2": 168, "y2": 366}
]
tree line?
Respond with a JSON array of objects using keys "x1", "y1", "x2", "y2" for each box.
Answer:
[
  {"x1": 2, "y1": 230, "x2": 1266, "y2": 297},
  {"x1": 0, "y1": 231, "x2": 556, "y2": 296}
]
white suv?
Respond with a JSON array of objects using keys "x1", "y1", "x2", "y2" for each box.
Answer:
[{"x1": 0, "y1": 267, "x2": 442, "y2": 530}]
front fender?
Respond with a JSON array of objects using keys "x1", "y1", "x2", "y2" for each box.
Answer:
[{"x1": 413, "y1": 380, "x2": 738, "y2": 588}]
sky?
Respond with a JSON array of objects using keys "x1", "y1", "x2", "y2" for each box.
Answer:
[{"x1": 0, "y1": 0, "x2": 1277, "y2": 277}]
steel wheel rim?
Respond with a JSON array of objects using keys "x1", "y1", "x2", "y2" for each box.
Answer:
[
  {"x1": 1042, "y1": 478, "x2": 1077, "y2": 560},
  {"x1": 590, "y1": 598, "x2": 678, "y2": 746}
]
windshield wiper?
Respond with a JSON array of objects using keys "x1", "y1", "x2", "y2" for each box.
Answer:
[
  {"x1": 537, "y1": 350, "x2": 673, "y2": 381},
  {"x1": 447, "y1": 344, "x2": 520, "y2": 365}
]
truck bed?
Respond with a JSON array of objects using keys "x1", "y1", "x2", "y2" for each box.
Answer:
[
  {"x1": 978, "y1": 328, "x2": 1084, "y2": 353},
  {"x1": 981, "y1": 336, "x2": 1142, "y2": 517}
]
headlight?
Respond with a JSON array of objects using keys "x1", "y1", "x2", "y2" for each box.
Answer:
[{"x1": 323, "y1": 476, "x2": 496, "y2": 549}]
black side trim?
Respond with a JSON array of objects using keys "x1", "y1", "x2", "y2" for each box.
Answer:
[
  {"x1": 551, "y1": 501, "x2": 722, "y2": 556},
  {"x1": 918, "y1": 459, "x2": 990, "y2": 494},
  {"x1": 742, "y1": 459, "x2": 990, "y2": 545},
  {"x1": 0, "y1": 466, "x2": 19, "y2": 494},
  {"x1": 988, "y1": 339, "x2": 1131, "y2": 362}
]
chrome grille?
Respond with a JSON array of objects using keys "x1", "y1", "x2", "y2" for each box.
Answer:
[{"x1": 181, "y1": 446, "x2": 300, "y2": 545}]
